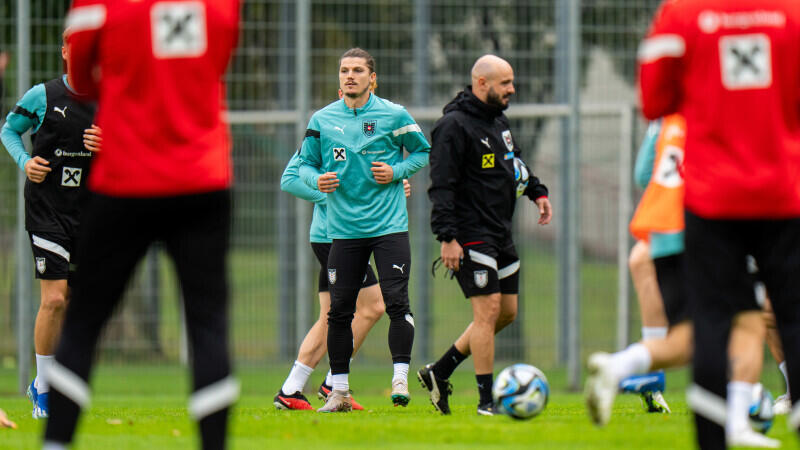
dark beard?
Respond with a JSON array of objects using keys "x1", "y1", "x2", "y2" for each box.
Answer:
[
  {"x1": 486, "y1": 87, "x2": 510, "y2": 110},
  {"x1": 345, "y1": 85, "x2": 370, "y2": 99}
]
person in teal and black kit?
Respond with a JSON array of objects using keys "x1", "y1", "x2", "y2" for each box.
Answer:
[
  {"x1": 0, "y1": 33, "x2": 98, "y2": 419},
  {"x1": 299, "y1": 47, "x2": 430, "y2": 412}
]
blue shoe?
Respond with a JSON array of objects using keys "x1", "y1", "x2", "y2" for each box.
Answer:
[
  {"x1": 33, "y1": 392, "x2": 49, "y2": 419},
  {"x1": 26, "y1": 379, "x2": 38, "y2": 406},
  {"x1": 619, "y1": 371, "x2": 665, "y2": 394}
]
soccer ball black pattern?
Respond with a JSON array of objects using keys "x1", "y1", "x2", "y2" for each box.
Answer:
[
  {"x1": 513, "y1": 157, "x2": 529, "y2": 199},
  {"x1": 493, "y1": 363, "x2": 549, "y2": 420},
  {"x1": 749, "y1": 383, "x2": 775, "y2": 434}
]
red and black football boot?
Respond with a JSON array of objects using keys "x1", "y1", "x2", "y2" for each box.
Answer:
[{"x1": 273, "y1": 390, "x2": 313, "y2": 410}]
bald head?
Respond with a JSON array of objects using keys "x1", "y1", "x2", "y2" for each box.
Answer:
[
  {"x1": 471, "y1": 54, "x2": 512, "y2": 83},
  {"x1": 470, "y1": 55, "x2": 515, "y2": 109}
]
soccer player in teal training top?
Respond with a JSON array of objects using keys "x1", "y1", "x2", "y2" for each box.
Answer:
[{"x1": 299, "y1": 47, "x2": 430, "y2": 412}]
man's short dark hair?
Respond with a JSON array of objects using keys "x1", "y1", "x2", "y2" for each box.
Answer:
[{"x1": 340, "y1": 48, "x2": 375, "y2": 73}]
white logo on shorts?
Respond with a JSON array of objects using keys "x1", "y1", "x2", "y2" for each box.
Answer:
[
  {"x1": 36, "y1": 257, "x2": 46, "y2": 274},
  {"x1": 328, "y1": 269, "x2": 337, "y2": 285},
  {"x1": 474, "y1": 269, "x2": 488, "y2": 288}
]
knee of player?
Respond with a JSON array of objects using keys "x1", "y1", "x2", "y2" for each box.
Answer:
[
  {"x1": 474, "y1": 295, "x2": 502, "y2": 324},
  {"x1": 498, "y1": 307, "x2": 517, "y2": 327},
  {"x1": 628, "y1": 241, "x2": 650, "y2": 272},
  {"x1": 41, "y1": 291, "x2": 68, "y2": 311},
  {"x1": 367, "y1": 299, "x2": 386, "y2": 321},
  {"x1": 327, "y1": 309, "x2": 355, "y2": 326}
]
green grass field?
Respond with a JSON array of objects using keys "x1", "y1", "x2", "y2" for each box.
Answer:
[{"x1": 0, "y1": 365, "x2": 798, "y2": 449}]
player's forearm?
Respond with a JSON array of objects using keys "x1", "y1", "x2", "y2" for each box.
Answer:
[
  {"x1": 1, "y1": 124, "x2": 31, "y2": 171},
  {"x1": 391, "y1": 150, "x2": 429, "y2": 181},
  {"x1": 429, "y1": 190, "x2": 459, "y2": 240},
  {"x1": 524, "y1": 177, "x2": 549, "y2": 201},
  {"x1": 281, "y1": 175, "x2": 326, "y2": 204},
  {"x1": 298, "y1": 162, "x2": 322, "y2": 190}
]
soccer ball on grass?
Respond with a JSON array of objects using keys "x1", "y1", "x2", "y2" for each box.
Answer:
[{"x1": 492, "y1": 363, "x2": 549, "y2": 420}]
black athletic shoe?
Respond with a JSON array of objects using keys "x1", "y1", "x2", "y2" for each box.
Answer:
[
  {"x1": 477, "y1": 401, "x2": 496, "y2": 416},
  {"x1": 417, "y1": 363, "x2": 453, "y2": 415}
]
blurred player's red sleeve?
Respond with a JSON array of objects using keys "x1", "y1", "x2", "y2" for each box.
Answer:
[
  {"x1": 638, "y1": 1, "x2": 685, "y2": 120},
  {"x1": 65, "y1": 0, "x2": 105, "y2": 99}
]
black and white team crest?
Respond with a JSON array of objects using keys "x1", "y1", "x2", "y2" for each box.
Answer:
[
  {"x1": 362, "y1": 120, "x2": 377, "y2": 137},
  {"x1": 502, "y1": 130, "x2": 514, "y2": 151},
  {"x1": 474, "y1": 269, "x2": 488, "y2": 289},
  {"x1": 720, "y1": 33, "x2": 772, "y2": 90},
  {"x1": 61, "y1": 167, "x2": 82, "y2": 187},
  {"x1": 328, "y1": 269, "x2": 337, "y2": 285},
  {"x1": 36, "y1": 257, "x2": 46, "y2": 274},
  {"x1": 333, "y1": 147, "x2": 346, "y2": 161},
  {"x1": 151, "y1": 1, "x2": 208, "y2": 59}
]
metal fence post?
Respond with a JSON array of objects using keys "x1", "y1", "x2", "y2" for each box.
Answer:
[
  {"x1": 16, "y1": 0, "x2": 32, "y2": 395},
  {"x1": 277, "y1": 0, "x2": 297, "y2": 359},
  {"x1": 294, "y1": 0, "x2": 312, "y2": 352},
  {"x1": 411, "y1": 0, "x2": 431, "y2": 362},
  {"x1": 616, "y1": 105, "x2": 634, "y2": 350},
  {"x1": 556, "y1": 0, "x2": 582, "y2": 391}
]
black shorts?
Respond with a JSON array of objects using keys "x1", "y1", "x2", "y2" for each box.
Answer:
[
  {"x1": 311, "y1": 242, "x2": 377, "y2": 293},
  {"x1": 684, "y1": 211, "x2": 764, "y2": 318},
  {"x1": 455, "y1": 239, "x2": 520, "y2": 298},
  {"x1": 653, "y1": 254, "x2": 689, "y2": 326},
  {"x1": 28, "y1": 231, "x2": 76, "y2": 282}
]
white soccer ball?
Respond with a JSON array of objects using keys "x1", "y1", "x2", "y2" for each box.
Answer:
[
  {"x1": 749, "y1": 383, "x2": 775, "y2": 434},
  {"x1": 493, "y1": 363, "x2": 549, "y2": 420},
  {"x1": 513, "y1": 157, "x2": 530, "y2": 199}
]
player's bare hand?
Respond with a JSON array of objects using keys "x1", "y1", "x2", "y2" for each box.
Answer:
[
  {"x1": 371, "y1": 162, "x2": 393, "y2": 184},
  {"x1": 441, "y1": 239, "x2": 463, "y2": 272},
  {"x1": 24, "y1": 156, "x2": 51, "y2": 183},
  {"x1": 0, "y1": 408, "x2": 17, "y2": 429},
  {"x1": 83, "y1": 124, "x2": 102, "y2": 152},
  {"x1": 317, "y1": 172, "x2": 339, "y2": 193},
  {"x1": 535, "y1": 197, "x2": 552, "y2": 225},
  {"x1": 403, "y1": 179, "x2": 411, "y2": 198}
]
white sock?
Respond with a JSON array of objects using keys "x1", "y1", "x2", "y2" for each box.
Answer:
[
  {"x1": 42, "y1": 442, "x2": 67, "y2": 450},
  {"x1": 392, "y1": 363, "x2": 409, "y2": 383},
  {"x1": 609, "y1": 343, "x2": 652, "y2": 381},
  {"x1": 35, "y1": 354, "x2": 55, "y2": 393},
  {"x1": 326, "y1": 358, "x2": 352, "y2": 386},
  {"x1": 641, "y1": 327, "x2": 667, "y2": 341},
  {"x1": 779, "y1": 361, "x2": 791, "y2": 397},
  {"x1": 281, "y1": 360, "x2": 313, "y2": 395},
  {"x1": 331, "y1": 373, "x2": 349, "y2": 392},
  {"x1": 726, "y1": 381, "x2": 753, "y2": 435}
]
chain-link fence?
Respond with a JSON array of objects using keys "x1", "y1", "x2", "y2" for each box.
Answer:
[{"x1": 0, "y1": 1, "x2": 663, "y2": 387}]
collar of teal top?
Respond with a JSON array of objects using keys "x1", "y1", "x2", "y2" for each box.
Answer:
[
  {"x1": 61, "y1": 74, "x2": 78, "y2": 95},
  {"x1": 341, "y1": 92, "x2": 375, "y2": 115}
]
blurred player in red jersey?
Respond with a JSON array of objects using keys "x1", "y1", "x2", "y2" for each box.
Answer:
[
  {"x1": 639, "y1": 1, "x2": 800, "y2": 448},
  {"x1": 44, "y1": 1, "x2": 240, "y2": 449}
]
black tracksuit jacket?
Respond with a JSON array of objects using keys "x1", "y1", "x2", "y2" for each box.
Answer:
[{"x1": 428, "y1": 87, "x2": 548, "y2": 246}]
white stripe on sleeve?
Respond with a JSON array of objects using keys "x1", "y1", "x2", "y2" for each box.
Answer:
[
  {"x1": 392, "y1": 124, "x2": 422, "y2": 137},
  {"x1": 637, "y1": 34, "x2": 685, "y2": 64},
  {"x1": 65, "y1": 5, "x2": 107, "y2": 33}
]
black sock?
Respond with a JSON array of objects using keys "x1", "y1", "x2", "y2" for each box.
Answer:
[
  {"x1": 199, "y1": 408, "x2": 229, "y2": 450},
  {"x1": 476, "y1": 373, "x2": 493, "y2": 405},
  {"x1": 431, "y1": 345, "x2": 468, "y2": 380},
  {"x1": 388, "y1": 315, "x2": 414, "y2": 364}
]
